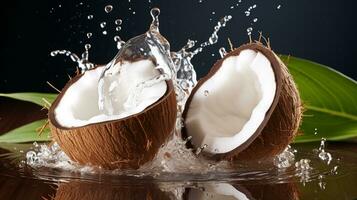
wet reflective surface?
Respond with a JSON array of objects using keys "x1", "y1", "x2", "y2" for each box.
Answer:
[{"x1": 1, "y1": 142, "x2": 357, "y2": 200}]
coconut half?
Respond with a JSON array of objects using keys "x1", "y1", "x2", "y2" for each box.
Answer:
[
  {"x1": 49, "y1": 59, "x2": 177, "y2": 169},
  {"x1": 183, "y1": 43, "x2": 302, "y2": 160}
]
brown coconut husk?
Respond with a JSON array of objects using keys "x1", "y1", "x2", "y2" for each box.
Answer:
[{"x1": 48, "y1": 66, "x2": 177, "y2": 170}]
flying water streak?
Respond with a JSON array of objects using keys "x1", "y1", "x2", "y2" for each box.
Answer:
[{"x1": 50, "y1": 45, "x2": 94, "y2": 73}]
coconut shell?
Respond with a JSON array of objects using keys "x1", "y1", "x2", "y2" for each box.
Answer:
[
  {"x1": 49, "y1": 67, "x2": 177, "y2": 170},
  {"x1": 183, "y1": 42, "x2": 302, "y2": 160}
]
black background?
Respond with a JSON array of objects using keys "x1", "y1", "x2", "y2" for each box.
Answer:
[{"x1": 1, "y1": 0, "x2": 356, "y2": 93}]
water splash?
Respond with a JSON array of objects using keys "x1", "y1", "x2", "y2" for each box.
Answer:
[
  {"x1": 317, "y1": 138, "x2": 333, "y2": 165},
  {"x1": 274, "y1": 145, "x2": 296, "y2": 168},
  {"x1": 50, "y1": 47, "x2": 94, "y2": 73}
]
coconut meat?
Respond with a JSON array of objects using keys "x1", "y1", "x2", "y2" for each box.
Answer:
[
  {"x1": 185, "y1": 49, "x2": 276, "y2": 154},
  {"x1": 187, "y1": 183, "x2": 250, "y2": 200},
  {"x1": 54, "y1": 59, "x2": 167, "y2": 128}
]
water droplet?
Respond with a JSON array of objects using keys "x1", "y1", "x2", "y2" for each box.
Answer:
[
  {"x1": 277, "y1": 5, "x2": 281, "y2": 9},
  {"x1": 219, "y1": 47, "x2": 227, "y2": 58},
  {"x1": 102, "y1": 30, "x2": 107, "y2": 35},
  {"x1": 150, "y1": 8, "x2": 160, "y2": 30},
  {"x1": 115, "y1": 26, "x2": 121, "y2": 31},
  {"x1": 253, "y1": 18, "x2": 258, "y2": 22},
  {"x1": 85, "y1": 44, "x2": 91, "y2": 51},
  {"x1": 86, "y1": 32, "x2": 92, "y2": 39},
  {"x1": 87, "y1": 15, "x2": 93, "y2": 20},
  {"x1": 104, "y1": 5, "x2": 113, "y2": 13},
  {"x1": 204, "y1": 90, "x2": 209, "y2": 96},
  {"x1": 115, "y1": 19, "x2": 123, "y2": 25},
  {"x1": 100, "y1": 22, "x2": 107, "y2": 28},
  {"x1": 114, "y1": 36, "x2": 121, "y2": 42}
]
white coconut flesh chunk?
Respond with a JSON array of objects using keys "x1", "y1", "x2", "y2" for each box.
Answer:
[
  {"x1": 55, "y1": 59, "x2": 167, "y2": 128},
  {"x1": 187, "y1": 183, "x2": 250, "y2": 200},
  {"x1": 185, "y1": 49, "x2": 276, "y2": 154}
]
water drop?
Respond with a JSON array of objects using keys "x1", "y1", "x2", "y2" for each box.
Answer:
[
  {"x1": 219, "y1": 47, "x2": 227, "y2": 58},
  {"x1": 150, "y1": 8, "x2": 160, "y2": 30},
  {"x1": 86, "y1": 32, "x2": 92, "y2": 39},
  {"x1": 277, "y1": 5, "x2": 281, "y2": 9},
  {"x1": 102, "y1": 31, "x2": 107, "y2": 35},
  {"x1": 100, "y1": 22, "x2": 107, "y2": 28},
  {"x1": 115, "y1": 26, "x2": 121, "y2": 31},
  {"x1": 115, "y1": 19, "x2": 123, "y2": 25},
  {"x1": 204, "y1": 90, "x2": 209, "y2": 96},
  {"x1": 253, "y1": 18, "x2": 258, "y2": 22},
  {"x1": 104, "y1": 5, "x2": 113, "y2": 13},
  {"x1": 85, "y1": 44, "x2": 91, "y2": 51},
  {"x1": 87, "y1": 15, "x2": 93, "y2": 20}
]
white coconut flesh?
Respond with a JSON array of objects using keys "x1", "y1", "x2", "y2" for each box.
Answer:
[
  {"x1": 54, "y1": 59, "x2": 167, "y2": 128},
  {"x1": 187, "y1": 183, "x2": 250, "y2": 200},
  {"x1": 185, "y1": 49, "x2": 276, "y2": 154}
]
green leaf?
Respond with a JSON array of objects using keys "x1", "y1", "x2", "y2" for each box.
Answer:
[
  {"x1": 0, "y1": 120, "x2": 51, "y2": 143},
  {"x1": 282, "y1": 56, "x2": 357, "y2": 143},
  {"x1": 0, "y1": 92, "x2": 57, "y2": 107}
]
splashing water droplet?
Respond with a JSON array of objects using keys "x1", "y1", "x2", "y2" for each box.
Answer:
[
  {"x1": 86, "y1": 32, "x2": 92, "y2": 39},
  {"x1": 85, "y1": 44, "x2": 91, "y2": 51},
  {"x1": 104, "y1": 5, "x2": 113, "y2": 13},
  {"x1": 219, "y1": 47, "x2": 227, "y2": 58},
  {"x1": 150, "y1": 7, "x2": 160, "y2": 30},
  {"x1": 100, "y1": 22, "x2": 107, "y2": 28},
  {"x1": 115, "y1": 19, "x2": 123, "y2": 25}
]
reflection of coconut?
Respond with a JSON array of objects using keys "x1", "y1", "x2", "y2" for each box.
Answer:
[
  {"x1": 54, "y1": 181, "x2": 171, "y2": 200},
  {"x1": 183, "y1": 43, "x2": 302, "y2": 160},
  {"x1": 48, "y1": 61, "x2": 177, "y2": 170},
  {"x1": 185, "y1": 183, "x2": 252, "y2": 200},
  {"x1": 0, "y1": 176, "x2": 56, "y2": 200},
  {"x1": 243, "y1": 182, "x2": 300, "y2": 200},
  {"x1": 184, "y1": 182, "x2": 299, "y2": 200}
]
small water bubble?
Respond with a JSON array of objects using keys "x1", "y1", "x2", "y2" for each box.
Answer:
[
  {"x1": 253, "y1": 18, "x2": 258, "y2": 22},
  {"x1": 104, "y1": 5, "x2": 113, "y2": 13},
  {"x1": 58, "y1": 4, "x2": 62, "y2": 8},
  {"x1": 245, "y1": 11, "x2": 250, "y2": 16},
  {"x1": 100, "y1": 22, "x2": 107, "y2": 28},
  {"x1": 212, "y1": 11, "x2": 216, "y2": 15},
  {"x1": 277, "y1": 5, "x2": 282, "y2": 9},
  {"x1": 115, "y1": 19, "x2": 123, "y2": 25},
  {"x1": 204, "y1": 90, "x2": 209, "y2": 96},
  {"x1": 132, "y1": 11, "x2": 136, "y2": 15},
  {"x1": 230, "y1": 6, "x2": 234, "y2": 9},
  {"x1": 115, "y1": 26, "x2": 121, "y2": 31},
  {"x1": 87, "y1": 15, "x2": 93, "y2": 20}
]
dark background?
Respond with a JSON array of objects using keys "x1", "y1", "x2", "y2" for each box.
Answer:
[{"x1": 1, "y1": 0, "x2": 356, "y2": 93}]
